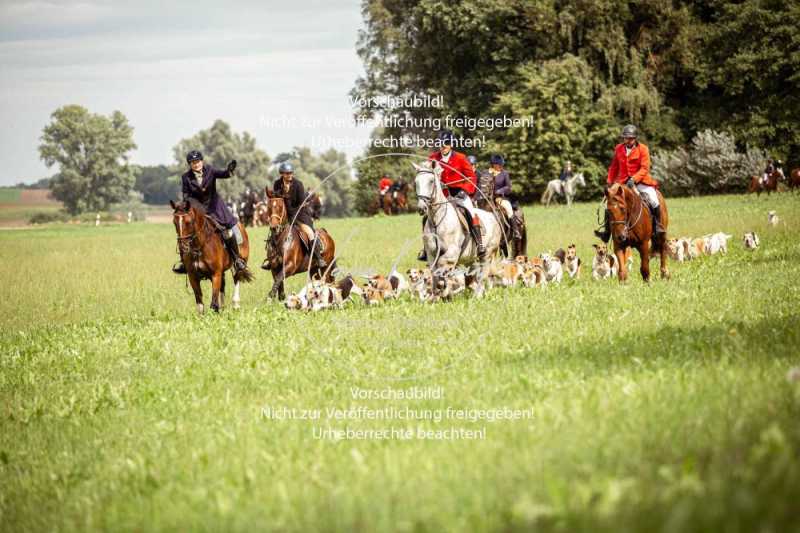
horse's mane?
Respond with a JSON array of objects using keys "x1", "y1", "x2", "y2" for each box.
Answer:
[{"x1": 185, "y1": 198, "x2": 207, "y2": 216}]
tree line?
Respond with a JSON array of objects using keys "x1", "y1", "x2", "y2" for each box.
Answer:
[
  {"x1": 350, "y1": 0, "x2": 798, "y2": 207},
  {"x1": 38, "y1": 106, "x2": 354, "y2": 217}
]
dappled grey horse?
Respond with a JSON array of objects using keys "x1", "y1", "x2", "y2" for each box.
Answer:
[
  {"x1": 413, "y1": 161, "x2": 501, "y2": 297},
  {"x1": 541, "y1": 172, "x2": 586, "y2": 207}
]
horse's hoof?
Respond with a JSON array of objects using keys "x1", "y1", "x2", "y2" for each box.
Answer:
[
  {"x1": 196, "y1": 304, "x2": 205, "y2": 314},
  {"x1": 233, "y1": 301, "x2": 241, "y2": 310}
]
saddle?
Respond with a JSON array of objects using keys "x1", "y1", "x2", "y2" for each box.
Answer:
[{"x1": 295, "y1": 226, "x2": 326, "y2": 254}]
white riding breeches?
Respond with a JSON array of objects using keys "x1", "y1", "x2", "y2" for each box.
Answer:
[
  {"x1": 450, "y1": 190, "x2": 480, "y2": 219},
  {"x1": 495, "y1": 197, "x2": 513, "y2": 218},
  {"x1": 636, "y1": 184, "x2": 659, "y2": 208}
]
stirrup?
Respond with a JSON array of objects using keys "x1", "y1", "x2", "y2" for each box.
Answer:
[
  {"x1": 172, "y1": 262, "x2": 186, "y2": 274},
  {"x1": 417, "y1": 249, "x2": 427, "y2": 261}
]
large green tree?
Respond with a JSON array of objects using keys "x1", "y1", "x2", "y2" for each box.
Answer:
[
  {"x1": 133, "y1": 164, "x2": 180, "y2": 205},
  {"x1": 39, "y1": 105, "x2": 137, "y2": 214},
  {"x1": 173, "y1": 120, "x2": 271, "y2": 201}
]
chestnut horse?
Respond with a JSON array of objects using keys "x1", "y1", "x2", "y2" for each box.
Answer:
[
  {"x1": 171, "y1": 199, "x2": 254, "y2": 313},
  {"x1": 260, "y1": 192, "x2": 336, "y2": 300},
  {"x1": 748, "y1": 170, "x2": 780, "y2": 196},
  {"x1": 605, "y1": 183, "x2": 669, "y2": 282}
]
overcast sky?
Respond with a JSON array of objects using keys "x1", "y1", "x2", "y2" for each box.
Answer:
[{"x1": 0, "y1": 0, "x2": 370, "y2": 185}]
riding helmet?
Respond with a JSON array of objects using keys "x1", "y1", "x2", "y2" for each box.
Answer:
[
  {"x1": 467, "y1": 155, "x2": 478, "y2": 165},
  {"x1": 278, "y1": 161, "x2": 294, "y2": 174},
  {"x1": 186, "y1": 150, "x2": 203, "y2": 163},
  {"x1": 437, "y1": 129, "x2": 456, "y2": 146},
  {"x1": 621, "y1": 124, "x2": 638, "y2": 138},
  {"x1": 490, "y1": 154, "x2": 505, "y2": 166}
]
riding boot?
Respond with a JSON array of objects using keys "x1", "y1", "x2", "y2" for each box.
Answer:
[
  {"x1": 172, "y1": 259, "x2": 187, "y2": 274},
  {"x1": 309, "y1": 230, "x2": 329, "y2": 269},
  {"x1": 470, "y1": 218, "x2": 486, "y2": 259},
  {"x1": 594, "y1": 212, "x2": 611, "y2": 242},
  {"x1": 223, "y1": 234, "x2": 247, "y2": 272},
  {"x1": 651, "y1": 207, "x2": 666, "y2": 235},
  {"x1": 417, "y1": 215, "x2": 428, "y2": 261}
]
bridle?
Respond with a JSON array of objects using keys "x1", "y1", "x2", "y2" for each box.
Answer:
[
  {"x1": 174, "y1": 211, "x2": 196, "y2": 255},
  {"x1": 608, "y1": 187, "x2": 643, "y2": 242}
]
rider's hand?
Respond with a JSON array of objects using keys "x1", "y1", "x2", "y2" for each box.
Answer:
[
  {"x1": 227, "y1": 160, "x2": 237, "y2": 174},
  {"x1": 625, "y1": 177, "x2": 635, "y2": 188}
]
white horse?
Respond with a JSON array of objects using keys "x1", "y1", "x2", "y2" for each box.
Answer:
[
  {"x1": 413, "y1": 161, "x2": 501, "y2": 297},
  {"x1": 541, "y1": 172, "x2": 586, "y2": 206}
]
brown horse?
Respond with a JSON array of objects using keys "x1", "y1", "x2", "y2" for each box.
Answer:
[
  {"x1": 789, "y1": 168, "x2": 800, "y2": 192},
  {"x1": 749, "y1": 170, "x2": 780, "y2": 196},
  {"x1": 170, "y1": 199, "x2": 254, "y2": 313},
  {"x1": 260, "y1": 192, "x2": 336, "y2": 300},
  {"x1": 605, "y1": 183, "x2": 669, "y2": 282}
]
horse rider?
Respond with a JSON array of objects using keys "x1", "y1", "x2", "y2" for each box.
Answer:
[
  {"x1": 418, "y1": 130, "x2": 484, "y2": 261},
  {"x1": 389, "y1": 178, "x2": 405, "y2": 199},
  {"x1": 172, "y1": 150, "x2": 246, "y2": 274},
  {"x1": 378, "y1": 174, "x2": 393, "y2": 206},
  {"x1": 489, "y1": 154, "x2": 513, "y2": 220},
  {"x1": 559, "y1": 161, "x2": 573, "y2": 194},
  {"x1": 761, "y1": 159, "x2": 775, "y2": 185},
  {"x1": 272, "y1": 161, "x2": 328, "y2": 268},
  {"x1": 595, "y1": 124, "x2": 665, "y2": 241}
]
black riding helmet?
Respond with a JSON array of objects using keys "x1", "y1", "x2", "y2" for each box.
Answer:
[
  {"x1": 438, "y1": 129, "x2": 456, "y2": 146},
  {"x1": 621, "y1": 124, "x2": 638, "y2": 139},
  {"x1": 186, "y1": 150, "x2": 203, "y2": 163}
]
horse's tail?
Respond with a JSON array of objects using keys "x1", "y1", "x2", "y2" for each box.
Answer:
[
  {"x1": 540, "y1": 188, "x2": 549, "y2": 205},
  {"x1": 234, "y1": 266, "x2": 255, "y2": 284}
]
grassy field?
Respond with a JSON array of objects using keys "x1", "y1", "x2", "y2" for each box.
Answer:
[{"x1": 1, "y1": 193, "x2": 799, "y2": 532}]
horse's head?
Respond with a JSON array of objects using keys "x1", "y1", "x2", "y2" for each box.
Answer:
[
  {"x1": 412, "y1": 161, "x2": 438, "y2": 215},
  {"x1": 170, "y1": 199, "x2": 197, "y2": 238},
  {"x1": 575, "y1": 172, "x2": 586, "y2": 187},
  {"x1": 605, "y1": 183, "x2": 635, "y2": 242},
  {"x1": 264, "y1": 189, "x2": 287, "y2": 229}
]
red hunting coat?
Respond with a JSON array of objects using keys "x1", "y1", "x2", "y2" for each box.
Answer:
[
  {"x1": 429, "y1": 150, "x2": 477, "y2": 196},
  {"x1": 606, "y1": 142, "x2": 658, "y2": 187}
]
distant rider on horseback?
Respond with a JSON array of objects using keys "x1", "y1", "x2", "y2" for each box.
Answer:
[
  {"x1": 172, "y1": 150, "x2": 247, "y2": 274},
  {"x1": 418, "y1": 130, "x2": 484, "y2": 261},
  {"x1": 595, "y1": 125, "x2": 665, "y2": 242},
  {"x1": 272, "y1": 161, "x2": 328, "y2": 268},
  {"x1": 559, "y1": 161, "x2": 573, "y2": 187},
  {"x1": 378, "y1": 174, "x2": 393, "y2": 208}
]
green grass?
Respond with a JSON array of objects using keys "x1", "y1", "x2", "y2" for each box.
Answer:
[{"x1": 1, "y1": 193, "x2": 800, "y2": 532}]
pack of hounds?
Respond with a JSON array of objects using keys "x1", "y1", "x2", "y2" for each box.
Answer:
[{"x1": 284, "y1": 210, "x2": 778, "y2": 311}]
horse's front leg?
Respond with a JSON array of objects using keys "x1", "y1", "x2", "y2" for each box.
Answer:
[
  {"x1": 615, "y1": 246, "x2": 629, "y2": 282},
  {"x1": 232, "y1": 281, "x2": 241, "y2": 309},
  {"x1": 210, "y1": 271, "x2": 223, "y2": 312},
  {"x1": 639, "y1": 242, "x2": 651, "y2": 282},
  {"x1": 269, "y1": 268, "x2": 285, "y2": 300},
  {"x1": 188, "y1": 273, "x2": 204, "y2": 314}
]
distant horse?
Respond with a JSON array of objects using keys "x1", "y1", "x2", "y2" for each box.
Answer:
[
  {"x1": 308, "y1": 192, "x2": 323, "y2": 220},
  {"x1": 391, "y1": 183, "x2": 410, "y2": 214},
  {"x1": 789, "y1": 168, "x2": 800, "y2": 192},
  {"x1": 170, "y1": 199, "x2": 254, "y2": 313},
  {"x1": 413, "y1": 161, "x2": 502, "y2": 297},
  {"x1": 254, "y1": 201, "x2": 269, "y2": 227},
  {"x1": 749, "y1": 170, "x2": 780, "y2": 196},
  {"x1": 260, "y1": 192, "x2": 336, "y2": 300},
  {"x1": 541, "y1": 172, "x2": 586, "y2": 206},
  {"x1": 604, "y1": 183, "x2": 669, "y2": 282}
]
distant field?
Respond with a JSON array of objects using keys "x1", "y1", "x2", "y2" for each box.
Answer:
[{"x1": 1, "y1": 192, "x2": 799, "y2": 532}]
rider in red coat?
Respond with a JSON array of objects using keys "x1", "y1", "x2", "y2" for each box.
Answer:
[
  {"x1": 596, "y1": 124, "x2": 664, "y2": 241},
  {"x1": 378, "y1": 174, "x2": 393, "y2": 207},
  {"x1": 417, "y1": 130, "x2": 484, "y2": 261}
]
